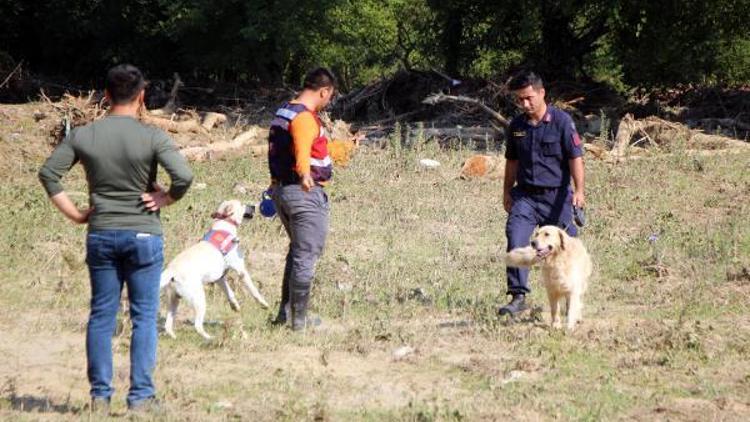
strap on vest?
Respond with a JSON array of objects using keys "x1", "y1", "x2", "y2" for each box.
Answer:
[{"x1": 202, "y1": 230, "x2": 237, "y2": 255}]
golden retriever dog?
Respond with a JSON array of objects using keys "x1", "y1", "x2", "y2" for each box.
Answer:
[
  {"x1": 506, "y1": 225, "x2": 592, "y2": 330},
  {"x1": 160, "y1": 199, "x2": 269, "y2": 339}
]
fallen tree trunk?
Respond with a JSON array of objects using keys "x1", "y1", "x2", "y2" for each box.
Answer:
[
  {"x1": 140, "y1": 112, "x2": 207, "y2": 134},
  {"x1": 180, "y1": 126, "x2": 267, "y2": 161},
  {"x1": 231, "y1": 127, "x2": 266, "y2": 145}
]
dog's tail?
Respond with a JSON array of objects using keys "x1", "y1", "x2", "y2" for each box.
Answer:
[
  {"x1": 506, "y1": 246, "x2": 538, "y2": 268},
  {"x1": 159, "y1": 268, "x2": 175, "y2": 290}
]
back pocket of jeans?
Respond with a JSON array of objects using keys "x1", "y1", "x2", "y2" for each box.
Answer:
[
  {"x1": 134, "y1": 235, "x2": 163, "y2": 266},
  {"x1": 85, "y1": 234, "x2": 106, "y2": 265}
]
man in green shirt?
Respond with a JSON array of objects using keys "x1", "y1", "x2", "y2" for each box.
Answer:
[{"x1": 38, "y1": 64, "x2": 193, "y2": 415}]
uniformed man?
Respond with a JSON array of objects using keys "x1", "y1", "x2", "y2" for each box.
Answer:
[
  {"x1": 267, "y1": 68, "x2": 336, "y2": 331},
  {"x1": 498, "y1": 70, "x2": 585, "y2": 316}
]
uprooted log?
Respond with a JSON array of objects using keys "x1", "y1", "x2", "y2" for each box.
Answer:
[
  {"x1": 42, "y1": 90, "x2": 106, "y2": 143},
  {"x1": 611, "y1": 114, "x2": 749, "y2": 162},
  {"x1": 43, "y1": 90, "x2": 230, "y2": 143},
  {"x1": 333, "y1": 70, "x2": 483, "y2": 124}
]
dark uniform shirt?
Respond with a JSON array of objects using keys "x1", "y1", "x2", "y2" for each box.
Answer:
[{"x1": 505, "y1": 105, "x2": 583, "y2": 188}]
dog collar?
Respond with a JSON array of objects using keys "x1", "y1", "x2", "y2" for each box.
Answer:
[{"x1": 210, "y1": 212, "x2": 239, "y2": 227}]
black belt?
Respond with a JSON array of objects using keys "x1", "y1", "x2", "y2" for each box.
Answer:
[
  {"x1": 518, "y1": 185, "x2": 560, "y2": 194},
  {"x1": 276, "y1": 180, "x2": 326, "y2": 187}
]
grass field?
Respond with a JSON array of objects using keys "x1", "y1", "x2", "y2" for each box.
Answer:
[{"x1": 1, "y1": 103, "x2": 749, "y2": 420}]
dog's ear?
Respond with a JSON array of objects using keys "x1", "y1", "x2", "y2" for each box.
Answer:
[
  {"x1": 215, "y1": 201, "x2": 232, "y2": 218},
  {"x1": 558, "y1": 230, "x2": 566, "y2": 251}
]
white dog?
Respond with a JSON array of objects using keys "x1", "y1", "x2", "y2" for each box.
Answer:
[
  {"x1": 160, "y1": 199, "x2": 269, "y2": 339},
  {"x1": 506, "y1": 225, "x2": 592, "y2": 331}
]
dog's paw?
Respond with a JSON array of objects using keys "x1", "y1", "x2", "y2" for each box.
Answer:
[
  {"x1": 166, "y1": 330, "x2": 177, "y2": 339},
  {"x1": 230, "y1": 302, "x2": 241, "y2": 312}
]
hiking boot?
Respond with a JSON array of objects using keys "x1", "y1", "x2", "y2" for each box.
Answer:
[
  {"x1": 90, "y1": 396, "x2": 110, "y2": 416},
  {"x1": 290, "y1": 291, "x2": 322, "y2": 332},
  {"x1": 272, "y1": 274, "x2": 291, "y2": 326},
  {"x1": 498, "y1": 294, "x2": 529, "y2": 316},
  {"x1": 128, "y1": 397, "x2": 164, "y2": 416},
  {"x1": 271, "y1": 302, "x2": 290, "y2": 326}
]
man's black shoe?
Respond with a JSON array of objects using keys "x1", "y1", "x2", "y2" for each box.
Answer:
[{"x1": 498, "y1": 294, "x2": 528, "y2": 316}]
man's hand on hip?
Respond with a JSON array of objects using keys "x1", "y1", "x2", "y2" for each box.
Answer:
[{"x1": 141, "y1": 182, "x2": 174, "y2": 211}]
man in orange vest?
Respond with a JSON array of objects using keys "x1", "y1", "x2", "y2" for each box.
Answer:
[{"x1": 267, "y1": 68, "x2": 336, "y2": 331}]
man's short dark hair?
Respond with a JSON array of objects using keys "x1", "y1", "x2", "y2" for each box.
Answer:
[
  {"x1": 302, "y1": 67, "x2": 337, "y2": 91},
  {"x1": 105, "y1": 64, "x2": 147, "y2": 105},
  {"x1": 508, "y1": 70, "x2": 544, "y2": 91}
]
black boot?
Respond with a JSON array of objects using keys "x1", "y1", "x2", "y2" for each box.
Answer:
[
  {"x1": 272, "y1": 302, "x2": 289, "y2": 325},
  {"x1": 291, "y1": 291, "x2": 321, "y2": 332},
  {"x1": 498, "y1": 294, "x2": 528, "y2": 316},
  {"x1": 271, "y1": 273, "x2": 290, "y2": 325}
]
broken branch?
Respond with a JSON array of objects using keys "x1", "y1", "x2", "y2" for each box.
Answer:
[{"x1": 423, "y1": 93, "x2": 509, "y2": 128}]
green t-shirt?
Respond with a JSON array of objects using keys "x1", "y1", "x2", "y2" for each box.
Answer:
[{"x1": 38, "y1": 115, "x2": 193, "y2": 234}]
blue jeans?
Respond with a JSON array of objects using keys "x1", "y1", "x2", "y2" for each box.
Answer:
[
  {"x1": 505, "y1": 186, "x2": 577, "y2": 295},
  {"x1": 85, "y1": 230, "x2": 163, "y2": 406}
]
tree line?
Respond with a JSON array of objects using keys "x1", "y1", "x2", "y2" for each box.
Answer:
[{"x1": 1, "y1": 0, "x2": 748, "y2": 91}]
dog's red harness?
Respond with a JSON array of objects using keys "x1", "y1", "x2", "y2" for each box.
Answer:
[{"x1": 202, "y1": 229, "x2": 237, "y2": 255}]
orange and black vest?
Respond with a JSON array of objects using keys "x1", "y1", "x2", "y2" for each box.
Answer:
[{"x1": 268, "y1": 103, "x2": 333, "y2": 184}]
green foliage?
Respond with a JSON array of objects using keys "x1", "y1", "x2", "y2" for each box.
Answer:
[
  {"x1": 314, "y1": 0, "x2": 437, "y2": 90},
  {"x1": 715, "y1": 38, "x2": 750, "y2": 85},
  {"x1": 613, "y1": 0, "x2": 750, "y2": 86},
  {"x1": 0, "y1": 0, "x2": 748, "y2": 88}
]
